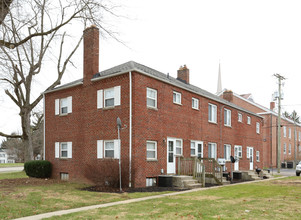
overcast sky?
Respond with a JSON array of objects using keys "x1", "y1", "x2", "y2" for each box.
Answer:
[{"x1": 1, "y1": 0, "x2": 301, "y2": 141}]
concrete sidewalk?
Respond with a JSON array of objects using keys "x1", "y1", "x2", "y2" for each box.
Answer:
[
  {"x1": 13, "y1": 176, "x2": 286, "y2": 220},
  {"x1": 0, "y1": 166, "x2": 23, "y2": 173}
]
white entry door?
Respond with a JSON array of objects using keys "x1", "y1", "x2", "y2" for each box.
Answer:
[
  {"x1": 167, "y1": 139, "x2": 176, "y2": 174},
  {"x1": 249, "y1": 147, "x2": 254, "y2": 170},
  {"x1": 234, "y1": 145, "x2": 241, "y2": 171}
]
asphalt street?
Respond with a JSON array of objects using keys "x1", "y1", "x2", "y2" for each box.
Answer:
[{"x1": 0, "y1": 166, "x2": 23, "y2": 173}]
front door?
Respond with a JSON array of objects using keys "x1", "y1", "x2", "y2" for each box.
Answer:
[
  {"x1": 234, "y1": 145, "x2": 240, "y2": 171},
  {"x1": 249, "y1": 147, "x2": 254, "y2": 170},
  {"x1": 167, "y1": 139, "x2": 176, "y2": 174}
]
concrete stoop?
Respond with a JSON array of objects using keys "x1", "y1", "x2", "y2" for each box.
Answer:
[
  {"x1": 172, "y1": 175, "x2": 203, "y2": 189},
  {"x1": 241, "y1": 170, "x2": 274, "y2": 181}
]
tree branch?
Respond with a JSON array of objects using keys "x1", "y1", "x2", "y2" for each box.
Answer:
[{"x1": 0, "y1": 131, "x2": 22, "y2": 139}]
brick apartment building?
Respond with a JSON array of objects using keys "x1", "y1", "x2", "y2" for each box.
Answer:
[
  {"x1": 44, "y1": 26, "x2": 264, "y2": 187},
  {"x1": 220, "y1": 90, "x2": 301, "y2": 168}
]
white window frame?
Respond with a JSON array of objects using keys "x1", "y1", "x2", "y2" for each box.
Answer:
[
  {"x1": 97, "y1": 86, "x2": 121, "y2": 109},
  {"x1": 190, "y1": 140, "x2": 203, "y2": 157},
  {"x1": 283, "y1": 126, "x2": 287, "y2": 138},
  {"x1": 104, "y1": 140, "x2": 115, "y2": 158},
  {"x1": 146, "y1": 88, "x2": 157, "y2": 108},
  {"x1": 97, "y1": 140, "x2": 120, "y2": 159},
  {"x1": 173, "y1": 91, "x2": 181, "y2": 105},
  {"x1": 256, "y1": 122, "x2": 260, "y2": 134},
  {"x1": 208, "y1": 103, "x2": 217, "y2": 123},
  {"x1": 224, "y1": 144, "x2": 231, "y2": 161},
  {"x1": 246, "y1": 147, "x2": 251, "y2": 158},
  {"x1": 175, "y1": 139, "x2": 183, "y2": 156},
  {"x1": 247, "y1": 116, "x2": 251, "y2": 125},
  {"x1": 235, "y1": 145, "x2": 243, "y2": 158},
  {"x1": 208, "y1": 142, "x2": 217, "y2": 159},
  {"x1": 289, "y1": 128, "x2": 291, "y2": 139},
  {"x1": 256, "y1": 151, "x2": 260, "y2": 162},
  {"x1": 289, "y1": 143, "x2": 291, "y2": 154},
  {"x1": 192, "y1": 98, "x2": 199, "y2": 110},
  {"x1": 146, "y1": 141, "x2": 157, "y2": 160},
  {"x1": 55, "y1": 96, "x2": 72, "y2": 115},
  {"x1": 55, "y1": 142, "x2": 72, "y2": 159},
  {"x1": 224, "y1": 108, "x2": 231, "y2": 127},
  {"x1": 284, "y1": 143, "x2": 287, "y2": 154},
  {"x1": 238, "y1": 113, "x2": 242, "y2": 122},
  {"x1": 104, "y1": 88, "x2": 115, "y2": 108}
]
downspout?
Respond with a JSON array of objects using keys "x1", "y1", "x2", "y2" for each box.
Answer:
[
  {"x1": 43, "y1": 93, "x2": 46, "y2": 160},
  {"x1": 129, "y1": 71, "x2": 132, "y2": 187}
]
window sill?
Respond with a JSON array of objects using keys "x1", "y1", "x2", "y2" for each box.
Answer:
[
  {"x1": 208, "y1": 121, "x2": 218, "y2": 125},
  {"x1": 173, "y1": 102, "x2": 182, "y2": 106},
  {"x1": 192, "y1": 107, "x2": 199, "y2": 111},
  {"x1": 147, "y1": 159, "x2": 158, "y2": 162},
  {"x1": 147, "y1": 106, "x2": 158, "y2": 111},
  {"x1": 59, "y1": 113, "x2": 69, "y2": 117},
  {"x1": 224, "y1": 124, "x2": 232, "y2": 128},
  {"x1": 103, "y1": 106, "x2": 115, "y2": 110}
]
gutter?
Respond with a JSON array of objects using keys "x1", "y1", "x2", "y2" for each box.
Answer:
[{"x1": 43, "y1": 81, "x2": 83, "y2": 94}]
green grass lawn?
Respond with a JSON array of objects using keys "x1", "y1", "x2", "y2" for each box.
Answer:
[
  {"x1": 0, "y1": 172, "x2": 174, "y2": 220},
  {"x1": 47, "y1": 177, "x2": 301, "y2": 220},
  {"x1": 0, "y1": 171, "x2": 28, "y2": 180},
  {"x1": 0, "y1": 163, "x2": 24, "y2": 168}
]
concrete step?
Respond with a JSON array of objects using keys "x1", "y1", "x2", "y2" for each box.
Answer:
[
  {"x1": 186, "y1": 183, "x2": 203, "y2": 189},
  {"x1": 183, "y1": 179, "x2": 198, "y2": 187}
]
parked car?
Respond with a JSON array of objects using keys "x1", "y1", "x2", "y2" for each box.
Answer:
[{"x1": 296, "y1": 162, "x2": 301, "y2": 176}]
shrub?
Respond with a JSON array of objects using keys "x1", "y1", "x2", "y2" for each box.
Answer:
[{"x1": 24, "y1": 160, "x2": 52, "y2": 178}]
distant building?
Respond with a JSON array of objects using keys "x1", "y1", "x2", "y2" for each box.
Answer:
[{"x1": 0, "y1": 148, "x2": 8, "y2": 163}]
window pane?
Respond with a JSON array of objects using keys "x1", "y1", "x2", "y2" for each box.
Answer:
[
  {"x1": 191, "y1": 149, "x2": 196, "y2": 156},
  {"x1": 105, "y1": 142, "x2": 114, "y2": 150},
  {"x1": 176, "y1": 148, "x2": 181, "y2": 155},
  {"x1": 147, "y1": 151, "x2": 155, "y2": 159},
  {"x1": 173, "y1": 93, "x2": 176, "y2": 102},
  {"x1": 147, "y1": 142, "x2": 155, "y2": 150},
  {"x1": 147, "y1": 98, "x2": 156, "y2": 107},
  {"x1": 61, "y1": 143, "x2": 67, "y2": 150},
  {"x1": 147, "y1": 89, "x2": 156, "y2": 98},
  {"x1": 105, "y1": 98, "x2": 114, "y2": 107},
  {"x1": 61, "y1": 151, "x2": 67, "y2": 157},
  {"x1": 105, "y1": 150, "x2": 114, "y2": 158},
  {"x1": 105, "y1": 89, "x2": 114, "y2": 99}
]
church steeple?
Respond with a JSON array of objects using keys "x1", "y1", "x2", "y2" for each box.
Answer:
[{"x1": 216, "y1": 62, "x2": 222, "y2": 94}]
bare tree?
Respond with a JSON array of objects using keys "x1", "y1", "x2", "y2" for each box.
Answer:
[
  {"x1": 0, "y1": 0, "x2": 13, "y2": 25},
  {"x1": 0, "y1": 0, "x2": 121, "y2": 161}
]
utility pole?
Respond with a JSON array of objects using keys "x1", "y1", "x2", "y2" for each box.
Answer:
[
  {"x1": 292, "y1": 111, "x2": 297, "y2": 169},
  {"x1": 274, "y1": 73, "x2": 286, "y2": 173}
]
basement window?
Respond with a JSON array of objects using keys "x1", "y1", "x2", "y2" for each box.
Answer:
[
  {"x1": 146, "y1": 177, "x2": 157, "y2": 187},
  {"x1": 60, "y1": 173, "x2": 69, "y2": 181}
]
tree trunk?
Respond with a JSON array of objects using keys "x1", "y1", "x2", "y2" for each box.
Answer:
[{"x1": 22, "y1": 110, "x2": 34, "y2": 162}]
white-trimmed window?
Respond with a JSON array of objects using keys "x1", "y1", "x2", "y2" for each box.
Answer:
[
  {"x1": 97, "y1": 140, "x2": 120, "y2": 159},
  {"x1": 235, "y1": 145, "x2": 242, "y2": 158},
  {"x1": 256, "y1": 151, "x2": 260, "y2": 162},
  {"x1": 283, "y1": 126, "x2": 287, "y2": 137},
  {"x1": 289, "y1": 128, "x2": 291, "y2": 139},
  {"x1": 147, "y1": 141, "x2": 157, "y2": 160},
  {"x1": 146, "y1": 178, "x2": 157, "y2": 187},
  {"x1": 55, "y1": 96, "x2": 72, "y2": 115},
  {"x1": 192, "y1": 98, "x2": 199, "y2": 110},
  {"x1": 224, "y1": 144, "x2": 231, "y2": 161},
  {"x1": 208, "y1": 103, "x2": 217, "y2": 123},
  {"x1": 247, "y1": 116, "x2": 251, "y2": 125},
  {"x1": 238, "y1": 113, "x2": 242, "y2": 122},
  {"x1": 147, "y1": 88, "x2": 157, "y2": 108},
  {"x1": 289, "y1": 144, "x2": 291, "y2": 154},
  {"x1": 256, "y1": 122, "x2": 260, "y2": 134},
  {"x1": 191, "y1": 141, "x2": 203, "y2": 157},
  {"x1": 208, "y1": 142, "x2": 217, "y2": 159},
  {"x1": 246, "y1": 147, "x2": 252, "y2": 158},
  {"x1": 175, "y1": 139, "x2": 183, "y2": 156},
  {"x1": 224, "y1": 108, "x2": 231, "y2": 126},
  {"x1": 55, "y1": 142, "x2": 72, "y2": 159},
  {"x1": 97, "y1": 86, "x2": 121, "y2": 109},
  {"x1": 283, "y1": 143, "x2": 287, "y2": 154},
  {"x1": 173, "y1": 91, "x2": 181, "y2": 104}
]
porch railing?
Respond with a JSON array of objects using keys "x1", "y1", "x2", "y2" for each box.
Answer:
[{"x1": 178, "y1": 157, "x2": 223, "y2": 186}]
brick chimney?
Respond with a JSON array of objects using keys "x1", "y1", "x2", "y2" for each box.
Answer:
[
  {"x1": 177, "y1": 65, "x2": 189, "y2": 84},
  {"x1": 83, "y1": 25, "x2": 99, "y2": 84},
  {"x1": 223, "y1": 90, "x2": 233, "y2": 102},
  {"x1": 270, "y1": 101, "x2": 275, "y2": 111}
]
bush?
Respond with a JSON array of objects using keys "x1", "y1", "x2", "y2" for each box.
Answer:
[{"x1": 24, "y1": 160, "x2": 52, "y2": 178}]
